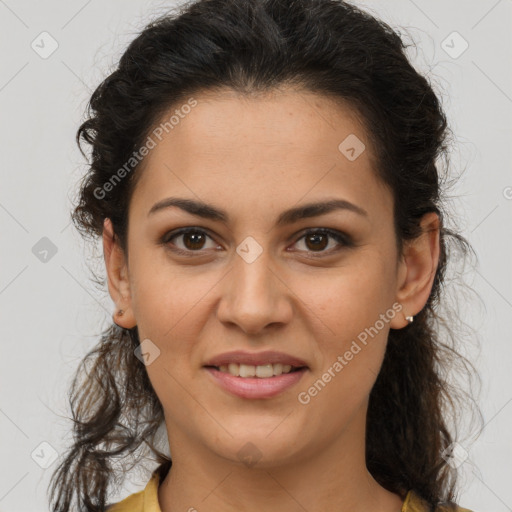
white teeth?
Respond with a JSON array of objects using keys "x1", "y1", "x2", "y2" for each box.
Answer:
[
  {"x1": 239, "y1": 364, "x2": 256, "y2": 377},
  {"x1": 256, "y1": 364, "x2": 273, "y2": 378},
  {"x1": 228, "y1": 363, "x2": 239, "y2": 376},
  {"x1": 217, "y1": 363, "x2": 298, "y2": 378}
]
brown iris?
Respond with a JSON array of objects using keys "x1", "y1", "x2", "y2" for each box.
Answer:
[
  {"x1": 182, "y1": 231, "x2": 207, "y2": 250},
  {"x1": 304, "y1": 232, "x2": 329, "y2": 251}
]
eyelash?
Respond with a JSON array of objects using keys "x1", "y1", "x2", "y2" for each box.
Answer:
[{"x1": 161, "y1": 227, "x2": 353, "y2": 257}]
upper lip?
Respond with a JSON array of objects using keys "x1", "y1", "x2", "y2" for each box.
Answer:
[{"x1": 204, "y1": 350, "x2": 308, "y2": 368}]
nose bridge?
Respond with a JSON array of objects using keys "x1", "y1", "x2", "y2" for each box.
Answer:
[{"x1": 216, "y1": 246, "x2": 291, "y2": 334}]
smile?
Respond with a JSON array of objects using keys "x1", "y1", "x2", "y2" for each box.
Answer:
[{"x1": 204, "y1": 366, "x2": 308, "y2": 399}]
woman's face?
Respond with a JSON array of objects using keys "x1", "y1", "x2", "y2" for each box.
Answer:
[{"x1": 108, "y1": 88, "x2": 426, "y2": 468}]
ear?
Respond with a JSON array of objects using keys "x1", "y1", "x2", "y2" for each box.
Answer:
[
  {"x1": 103, "y1": 218, "x2": 137, "y2": 329},
  {"x1": 390, "y1": 212, "x2": 440, "y2": 329}
]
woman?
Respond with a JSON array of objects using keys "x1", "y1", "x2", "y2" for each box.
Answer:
[{"x1": 48, "y1": 0, "x2": 482, "y2": 510}]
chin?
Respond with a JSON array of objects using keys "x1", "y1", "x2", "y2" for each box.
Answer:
[{"x1": 206, "y1": 429, "x2": 307, "y2": 469}]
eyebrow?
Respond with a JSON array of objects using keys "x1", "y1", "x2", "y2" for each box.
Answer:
[{"x1": 147, "y1": 197, "x2": 368, "y2": 226}]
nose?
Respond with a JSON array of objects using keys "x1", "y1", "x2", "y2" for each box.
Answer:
[{"x1": 216, "y1": 250, "x2": 293, "y2": 335}]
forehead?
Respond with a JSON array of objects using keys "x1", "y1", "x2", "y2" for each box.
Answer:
[
  {"x1": 156, "y1": 87, "x2": 370, "y2": 159},
  {"x1": 129, "y1": 87, "x2": 391, "y2": 224}
]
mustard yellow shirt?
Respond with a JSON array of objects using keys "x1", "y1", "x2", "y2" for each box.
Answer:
[{"x1": 107, "y1": 465, "x2": 473, "y2": 512}]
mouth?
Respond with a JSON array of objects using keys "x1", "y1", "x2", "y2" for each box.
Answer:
[
  {"x1": 202, "y1": 350, "x2": 309, "y2": 398},
  {"x1": 203, "y1": 364, "x2": 308, "y2": 399}
]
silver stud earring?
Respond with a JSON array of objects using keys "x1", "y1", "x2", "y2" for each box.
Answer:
[{"x1": 405, "y1": 315, "x2": 414, "y2": 323}]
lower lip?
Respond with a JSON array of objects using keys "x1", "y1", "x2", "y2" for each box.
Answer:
[{"x1": 204, "y1": 367, "x2": 307, "y2": 399}]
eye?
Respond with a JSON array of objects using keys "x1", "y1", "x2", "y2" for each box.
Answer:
[
  {"x1": 162, "y1": 227, "x2": 220, "y2": 254},
  {"x1": 290, "y1": 228, "x2": 353, "y2": 256},
  {"x1": 161, "y1": 227, "x2": 353, "y2": 257}
]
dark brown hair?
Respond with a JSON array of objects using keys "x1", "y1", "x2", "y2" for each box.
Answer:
[{"x1": 49, "y1": 0, "x2": 483, "y2": 510}]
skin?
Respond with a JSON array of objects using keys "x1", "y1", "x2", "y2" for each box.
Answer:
[{"x1": 103, "y1": 87, "x2": 440, "y2": 512}]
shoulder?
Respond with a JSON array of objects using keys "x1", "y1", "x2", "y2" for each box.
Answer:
[
  {"x1": 404, "y1": 490, "x2": 475, "y2": 512},
  {"x1": 106, "y1": 470, "x2": 162, "y2": 512},
  {"x1": 435, "y1": 504, "x2": 474, "y2": 512},
  {"x1": 107, "y1": 489, "x2": 145, "y2": 512}
]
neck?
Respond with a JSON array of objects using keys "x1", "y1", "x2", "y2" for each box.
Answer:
[{"x1": 157, "y1": 408, "x2": 405, "y2": 512}]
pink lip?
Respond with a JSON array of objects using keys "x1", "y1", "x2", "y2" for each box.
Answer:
[
  {"x1": 204, "y1": 367, "x2": 307, "y2": 399},
  {"x1": 204, "y1": 350, "x2": 308, "y2": 368}
]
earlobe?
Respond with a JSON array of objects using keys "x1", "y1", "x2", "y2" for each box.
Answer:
[
  {"x1": 103, "y1": 218, "x2": 137, "y2": 329},
  {"x1": 390, "y1": 212, "x2": 440, "y2": 329}
]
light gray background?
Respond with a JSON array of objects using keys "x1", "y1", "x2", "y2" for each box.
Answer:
[{"x1": 1, "y1": 1, "x2": 511, "y2": 511}]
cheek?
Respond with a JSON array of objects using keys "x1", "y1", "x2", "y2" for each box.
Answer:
[
  {"x1": 293, "y1": 267, "x2": 395, "y2": 432},
  {"x1": 133, "y1": 271, "x2": 209, "y2": 421},
  {"x1": 292, "y1": 251, "x2": 397, "y2": 340},
  {"x1": 291, "y1": 251, "x2": 397, "y2": 401},
  {"x1": 129, "y1": 251, "x2": 213, "y2": 338}
]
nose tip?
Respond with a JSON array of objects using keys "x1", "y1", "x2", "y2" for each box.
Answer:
[{"x1": 216, "y1": 259, "x2": 293, "y2": 335}]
